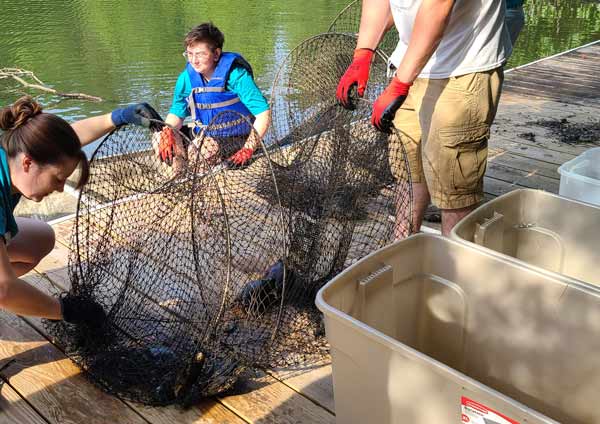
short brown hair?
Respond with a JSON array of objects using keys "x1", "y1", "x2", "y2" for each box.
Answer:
[
  {"x1": 184, "y1": 22, "x2": 224, "y2": 50},
  {"x1": 0, "y1": 96, "x2": 89, "y2": 189}
]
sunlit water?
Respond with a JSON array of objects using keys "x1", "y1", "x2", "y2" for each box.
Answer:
[{"x1": 0, "y1": 0, "x2": 599, "y2": 220}]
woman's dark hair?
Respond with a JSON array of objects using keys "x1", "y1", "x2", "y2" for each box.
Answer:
[
  {"x1": 0, "y1": 96, "x2": 89, "y2": 189},
  {"x1": 184, "y1": 22, "x2": 225, "y2": 50}
]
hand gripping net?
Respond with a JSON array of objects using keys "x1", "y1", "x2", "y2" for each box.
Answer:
[
  {"x1": 45, "y1": 116, "x2": 288, "y2": 406},
  {"x1": 328, "y1": 0, "x2": 400, "y2": 60},
  {"x1": 261, "y1": 32, "x2": 413, "y2": 365}
]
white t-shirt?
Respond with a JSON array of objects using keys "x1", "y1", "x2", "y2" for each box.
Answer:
[{"x1": 388, "y1": 0, "x2": 512, "y2": 79}]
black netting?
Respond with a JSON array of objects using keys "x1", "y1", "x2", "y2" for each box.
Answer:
[
  {"x1": 261, "y1": 32, "x2": 412, "y2": 365},
  {"x1": 45, "y1": 118, "x2": 288, "y2": 406},
  {"x1": 44, "y1": 32, "x2": 412, "y2": 407},
  {"x1": 328, "y1": 0, "x2": 400, "y2": 60}
]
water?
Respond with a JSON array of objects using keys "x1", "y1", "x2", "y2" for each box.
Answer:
[{"x1": 1, "y1": 0, "x2": 599, "y2": 220}]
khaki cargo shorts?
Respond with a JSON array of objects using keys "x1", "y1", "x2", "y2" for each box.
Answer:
[{"x1": 390, "y1": 67, "x2": 503, "y2": 210}]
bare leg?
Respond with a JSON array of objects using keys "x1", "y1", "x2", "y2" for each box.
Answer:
[
  {"x1": 394, "y1": 182, "x2": 430, "y2": 239},
  {"x1": 411, "y1": 182, "x2": 431, "y2": 233},
  {"x1": 441, "y1": 205, "x2": 476, "y2": 237},
  {"x1": 7, "y1": 218, "x2": 55, "y2": 276}
]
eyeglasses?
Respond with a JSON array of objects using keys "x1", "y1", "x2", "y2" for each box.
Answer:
[{"x1": 182, "y1": 50, "x2": 212, "y2": 60}]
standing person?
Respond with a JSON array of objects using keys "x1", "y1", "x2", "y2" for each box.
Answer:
[
  {"x1": 0, "y1": 96, "x2": 160, "y2": 324},
  {"x1": 506, "y1": 0, "x2": 526, "y2": 48},
  {"x1": 337, "y1": 0, "x2": 512, "y2": 236},
  {"x1": 161, "y1": 22, "x2": 271, "y2": 168}
]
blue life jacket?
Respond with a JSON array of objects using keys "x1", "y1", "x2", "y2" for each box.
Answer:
[{"x1": 186, "y1": 52, "x2": 254, "y2": 137}]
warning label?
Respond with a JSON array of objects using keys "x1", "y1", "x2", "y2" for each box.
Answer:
[{"x1": 461, "y1": 397, "x2": 520, "y2": 424}]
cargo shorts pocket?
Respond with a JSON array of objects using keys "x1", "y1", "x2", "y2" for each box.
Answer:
[{"x1": 438, "y1": 124, "x2": 489, "y2": 193}]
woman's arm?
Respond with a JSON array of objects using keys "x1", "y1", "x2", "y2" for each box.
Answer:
[
  {"x1": 71, "y1": 103, "x2": 164, "y2": 147},
  {"x1": 0, "y1": 242, "x2": 62, "y2": 319},
  {"x1": 71, "y1": 113, "x2": 115, "y2": 147}
]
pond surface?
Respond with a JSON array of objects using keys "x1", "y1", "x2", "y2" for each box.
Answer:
[{"x1": 0, "y1": 0, "x2": 599, "y2": 220}]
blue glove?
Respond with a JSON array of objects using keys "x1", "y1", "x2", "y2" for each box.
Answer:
[
  {"x1": 60, "y1": 292, "x2": 106, "y2": 328},
  {"x1": 111, "y1": 103, "x2": 163, "y2": 130}
]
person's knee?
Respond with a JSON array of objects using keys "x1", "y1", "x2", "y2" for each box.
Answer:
[{"x1": 37, "y1": 224, "x2": 56, "y2": 260}]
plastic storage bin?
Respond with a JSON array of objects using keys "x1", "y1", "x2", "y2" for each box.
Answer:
[
  {"x1": 558, "y1": 147, "x2": 600, "y2": 206},
  {"x1": 451, "y1": 189, "x2": 600, "y2": 287},
  {"x1": 316, "y1": 234, "x2": 600, "y2": 424}
]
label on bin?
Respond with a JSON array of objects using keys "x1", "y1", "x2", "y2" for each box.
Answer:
[{"x1": 461, "y1": 397, "x2": 519, "y2": 424}]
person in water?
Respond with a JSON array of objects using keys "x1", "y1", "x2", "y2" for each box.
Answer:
[
  {"x1": 0, "y1": 95, "x2": 160, "y2": 325},
  {"x1": 158, "y1": 22, "x2": 271, "y2": 169}
]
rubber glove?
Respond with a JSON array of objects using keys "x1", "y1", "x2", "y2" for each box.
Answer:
[
  {"x1": 336, "y1": 48, "x2": 374, "y2": 109},
  {"x1": 372, "y1": 78, "x2": 412, "y2": 133},
  {"x1": 60, "y1": 293, "x2": 106, "y2": 328},
  {"x1": 111, "y1": 103, "x2": 163, "y2": 131},
  {"x1": 158, "y1": 127, "x2": 176, "y2": 165},
  {"x1": 228, "y1": 147, "x2": 254, "y2": 166}
]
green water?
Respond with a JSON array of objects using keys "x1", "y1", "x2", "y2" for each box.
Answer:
[
  {"x1": 0, "y1": 0, "x2": 599, "y2": 220},
  {"x1": 1, "y1": 0, "x2": 599, "y2": 121}
]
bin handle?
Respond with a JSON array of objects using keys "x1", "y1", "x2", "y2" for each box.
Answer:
[
  {"x1": 358, "y1": 264, "x2": 393, "y2": 319},
  {"x1": 474, "y1": 211, "x2": 504, "y2": 251}
]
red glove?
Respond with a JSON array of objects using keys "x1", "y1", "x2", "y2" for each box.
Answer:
[
  {"x1": 158, "y1": 127, "x2": 176, "y2": 165},
  {"x1": 228, "y1": 147, "x2": 254, "y2": 166},
  {"x1": 371, "y1": 78, "x2": 412, "y2": 133},
  {"x1": 336, "y1": 48, "x2": 374, "y2": 109}
]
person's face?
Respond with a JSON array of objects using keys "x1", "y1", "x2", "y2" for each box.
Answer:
[
  {"x1": 185, "y1": 41, "x2": 221, "y2": 77},
  {"x1": 11, "y1": 154, "x2": 79, "y2": 202}
]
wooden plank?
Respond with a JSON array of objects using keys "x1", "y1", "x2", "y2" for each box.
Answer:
[
  {"x1": 492, "y1": 121, "x2": 597, "y2": 157},
  {"x1": 131, "y1": 401, "x2": 247, "y2": 424},
  {"x1": 51, "y1": 218, "x2": 76, "y2": 247},
  {"x1": 577, "y1": 44, "x2": 600, "y2": 55},
  {"x1": 503, "y1": 81, "x2": 598, "y2": 104},
  {"x1": 497, "y1": 96, "x2": 598, "y2": 117},
  {"x1": 268, "y1": 362, "x2": 334, "y2": 413},
  {"x1": 219, "y1": 372, "x2": 335, "y2": 424},
  {"x1": 485, "y1": 161, "x2": 559, "y2": 193},
  {"x1": 0, "y1": 310, "x2": 149, "y2": 424},
  {"x1": 0, "y1": 383, "x2": 48, "y2": 424},
  {"x1": 483, "y1": 176, "x2": 521, "y2": 198},
  {"x1": 29, "y1": 242, "x2": 70, "y2": 289},
  {"x1": 490, "y1": 135, "x2": 576, "y2": 166},
  {"x1": 488, "y1": 148, "x2": 560, "y2": 180},
  {"x1": 539, "y1": 56, "x2": 600, "y2": 71},
  {"x1": 512, "y1": 68, "x2": 599, "y2": 86}
]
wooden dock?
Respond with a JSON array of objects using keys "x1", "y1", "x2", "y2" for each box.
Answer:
[
  {"x1": 1, "y1": 41, "x2": 599, "y2": 423},
  {"x1": 484, "y1": 40, "x2": 599, "y2": 200}
]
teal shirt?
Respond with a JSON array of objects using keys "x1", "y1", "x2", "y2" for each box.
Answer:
[
  {"x1": 169, "y1": 65, "x2": 269, "y2": 119},
  {"x1": 0, "y1": 148, "x2": 21, "y2": 242}
]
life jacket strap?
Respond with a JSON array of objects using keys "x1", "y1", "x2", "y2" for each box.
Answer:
[
  {"x1": 192, "y1": 116, "x2": 249, "y2": 134},
  {"x1": 191, "y1": 87, "x2": 226, "y2": 93},
  {"x1": 193, "y1": 97, "x2": 242, "y2": 110}
]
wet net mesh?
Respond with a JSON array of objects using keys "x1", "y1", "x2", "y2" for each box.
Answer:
[
  {"x1": 45, "y1": 118, "x2": 288, "y2": 406},
  {"x1": 44, "y1": 32, "x2": 412, "y2": 406},
  {"x1": 328, "y1": 0, "x2": 400, "y2": 60},
  {"x1": 260, "y1": 32, "x2": 412, "y2": 365}
]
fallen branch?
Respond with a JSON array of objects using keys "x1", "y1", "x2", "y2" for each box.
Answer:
[{"x1": 0, "y1": 67, "x2": 103, "y2": 102}]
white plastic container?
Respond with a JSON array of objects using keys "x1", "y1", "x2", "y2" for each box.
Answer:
[
  {"x1": 451, "y1": 188, "x2": 600, "y2": 287},
  {"x1": 316, "y1": 234, "x2": 600, "y2": 424},
  {"x1": 558, "y1": 146, "x2": 600, "y2": 206}
]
